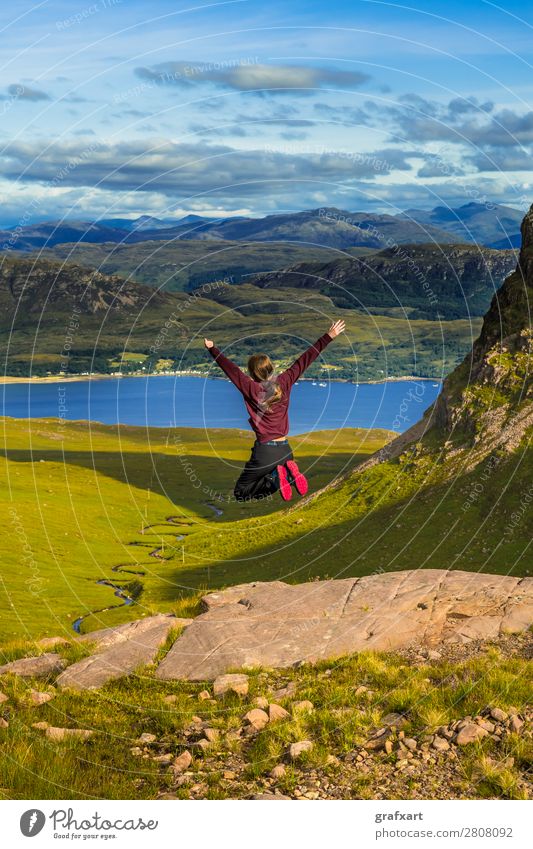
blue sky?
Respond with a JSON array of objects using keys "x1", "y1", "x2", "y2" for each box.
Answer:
[{"x1": 0, "y1": 0, "x2": 532, "y2": 225}]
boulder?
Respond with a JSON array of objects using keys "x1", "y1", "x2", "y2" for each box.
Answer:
[
  {"x1": 211, "y1": 673, "x2": 249, "y2": 698},
  {"x1": 455, "y1": 723, "x2": 489, "y2": 746},
  {"x1": 150, "y1": 570, "x2": 533, "y2": 680},
  {"x1": 56, "y1": 616, "x2": 176, "y2": 691},
  {"x1": 269, "y1": 703, "x2": 290, "y2": 723},
  {"x1": 172, "y1": 751, "x2": 192, "y2": 774},
  {"x1": 0, "y1": 653, "x2": 66, "y2": 680},
  {"x1": 244, "y1": 709, "x2": 269, "y2": 731},
  {"x1": 77, "y1": 614, "x2": 191, "y2": 650}
]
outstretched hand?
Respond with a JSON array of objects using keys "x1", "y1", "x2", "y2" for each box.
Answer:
[
  {"x1": 204, "y1": 338, "x2": 214, "y2": 349},
  {"x1": 327, "y1": 319, "x2": 346, "y2": 339}
]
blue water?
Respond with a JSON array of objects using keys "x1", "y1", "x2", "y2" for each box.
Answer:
[{"x1": 1, "y1": 376, "x2": 442, "y2": 434}]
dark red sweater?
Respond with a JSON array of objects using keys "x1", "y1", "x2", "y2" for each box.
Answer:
[{"x1": 208, "y1": 333, "x2": 332, "y2": 442}]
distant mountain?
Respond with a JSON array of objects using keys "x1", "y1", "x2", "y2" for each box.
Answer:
[
  {"x1": 247, "y1": 243, "x2": 517, "y2": 319},
  {"x1": 1, "y1": 203, "x2": 523, "y2": 257},
  {"x1": 400, "y1": 202, "x2": 524, "y2": 248},
  {"x1": 0, "y1": 207, "x2": 459, "y2": 253},
  {"x1": 159, "y1": 207, "x2": 458, "y2": 249}
]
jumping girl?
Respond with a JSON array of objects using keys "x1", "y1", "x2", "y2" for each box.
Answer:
[{"x1": 204, "y1": 320, "x2": 346, "y2": 501}]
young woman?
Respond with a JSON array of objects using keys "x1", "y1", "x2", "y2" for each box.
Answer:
[{"x1": 204, "y1": 320, "x2": 346, "y2": 501}]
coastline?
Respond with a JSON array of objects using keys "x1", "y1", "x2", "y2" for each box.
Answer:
[{"x1": 0, "y1": 372, "x2": 443, "y2": 386}]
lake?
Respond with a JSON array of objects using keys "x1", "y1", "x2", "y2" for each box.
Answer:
[{"x1": 1, "y1": 375, "x2": 442, "y2": 434}]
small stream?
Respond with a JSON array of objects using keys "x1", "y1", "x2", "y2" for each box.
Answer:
[{"x1": 71, "y1": 512, "x2": 222, "y2": 633}]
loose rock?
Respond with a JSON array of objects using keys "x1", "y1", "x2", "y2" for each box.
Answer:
[
  {"x1": 289, "y1": 740, "x2": 314, "y2": 760},
  {"x1": 269, "y1": 703, "x2": 290, "y2": 723},
  {"x1": 244, "y1": 709, "x2": 269, "y2": 731},
  {"x1": 45, "y1": 727, "x2": 93, "y2": 742},
  {"x1": 172, "y1": 751, "x2": 192, "y2": 773},
  {"x1": 455, "y1": 723, "x2": 489, "y2": 746},
  {"x1": 213, "y1": 673, "x2": 249, "y2": 699}
]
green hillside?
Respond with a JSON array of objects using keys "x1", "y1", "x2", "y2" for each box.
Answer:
[
  {"x1": 40, "y1": 239, "x2": 360, "y2": 293},
  {"x1": 0, "y1": 254, "x2": 479, "y2": 379}
]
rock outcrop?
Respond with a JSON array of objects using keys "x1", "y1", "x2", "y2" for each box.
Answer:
[
  {"x1": 2, "y1": 571, "x2": 531, "y2": 688},
  {"x1": 155, "y1": 570, "x2": 533, "y2": 681}
]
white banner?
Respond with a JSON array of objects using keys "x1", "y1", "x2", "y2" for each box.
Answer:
[{"x1": 3, "y1": 799, "x2": 531, "y2": 848}]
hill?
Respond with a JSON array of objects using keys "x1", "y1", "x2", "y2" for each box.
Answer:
[
  {"x1": 247, "y1": 243, "x2": 517, "y2": 320},
  {"x1": 401, "y1": 202, "x2": 524, "y2": 248},
  {"x1": 0, "y1": 254, "x2": 481, "y2": 379},
  {"x1": 39, "y1": 239, "x2": 356, "y2": 292}
]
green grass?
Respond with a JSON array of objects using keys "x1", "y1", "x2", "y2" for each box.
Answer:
[
  {"x1": 0, "y1": 418, "x2": 390, "y2": 641},
  {"x1": 2, "y1": 413, "x2": 531, "y2": 643},
  {"x1": 0, "y1": 644, "x2": 529, "y2": 799}
]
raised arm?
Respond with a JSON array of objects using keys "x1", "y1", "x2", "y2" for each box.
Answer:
[
  {"x1": 204, "y1": 338, "x2": 254, "y2": 396},
  {"x1": 280, "y1": 320, "x2": 346, "y2": 388}
]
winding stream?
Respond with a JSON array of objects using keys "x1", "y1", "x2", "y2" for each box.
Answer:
[{"x1": 71, "y1": 507, "x2": 223, "y2": 634}]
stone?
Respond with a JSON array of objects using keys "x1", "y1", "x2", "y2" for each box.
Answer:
[
  {"x1": 270, "y1": 764, "x2": 286, "y2": 779},
  {"x1": 152, "y1": 753, "x2": 173, "y2": 765},
  {"x1": 253, "y1": 696, "x2": 269, "y2": 709},
  {"x1": 0, "y1": 718, "x2": 8, "y2": 728},
  {"x1": 384, "y1": 740, "x2": 393, "y2": 754},
  {"x1": 426, "y1": 650, "x2": 442, "y2": 661},
  {"x1": 268, "y1": 703, "x2": 290, "y2": 723},
  {"x1": 172, "y1": 751, "x2": 192, "y2": 773},
  {"x1": 147, "y1": 571, "x2": 533, "y2": 680},
  {"x1": 204, "y1": 728, "x2": 219, "y2": 743},
  {"x1": 381, "y1": 712, "x2": 408, "y2": 728},
  {"x1": 251, "y1": 793, "x2": 291, "y2": 800},
  {"x1": 289, "y1": 740, "x2": 314, "y2": 760},
  {"x1": 45, "y1": 726, "x2": 93, "y2": 742},
  {"x1": 56, "y1": 616, "x2": 176, "y2": 691},
  {"x1": 272, "y1": 681, "x2": 297, "y2": 700},
  {"x1": 164, "y1": 695, "x2": 177, "y2": 704},
  {"x1": 211, "y1": 673, "x2": 249, "y2": 698},
  {"x1": 198, "y1": 690, "x2": 211, "y2": 701},
  {"x1": 364, "y1": 728, "x2": 394, "y2": 750},
  {"x1": 455, "y1": 723, "x2": 489, "y2": 746},
  {"x1": 28, "y1": 689, "x2": 54, "y2": 705},
  {"x1": 0, "y1": 692, "x2": 8, "y2": 704},
  {"x1": 509, "y1": 715, "x2": 524, "y2": 733},
  {"x1": 432, "y1": 736, "x2": 450, "y2": 752},
  {"x1": 36, "y1": 637, "x2": 70, "y2": 649},
  {"x1": 130, "y1": 747, "x2": 143, "y2": 757},
  {"x1": 31, "y1": 721, "x2": 49, "y2": 730},
  {"x1": 193, "y1": 738, "x2": 211, "y2": 751},
  {"x1": 77, "y1": 614, "x2": 191, "y2": 649},
  {"x1": 476, "y1": 719, "x2": 495, "y2": 733},
  {"x1": 244, "y1": 708, "x2": 269, "y2": 731},
  {"x1": 403, "y1": 738, "x2": 417, "y2": 751},
  {"x1": 0, "y1": 653, "x2": 66, "y2": 680},
  {"x1": 293, "y1": 700, "x2": 314, "y2": 714},
  {"x1": 223, "y1": 771, "x2": 236, "y2": 780},
  {"x1": 490, "y1": 708, "x2": 508, "y2": 723},
  {"x1": 354, "y1": 685, "x2": 368, "y2": 695},
  {"x1": 138, "y1": 733, "x2": 157, "y2": 744}
]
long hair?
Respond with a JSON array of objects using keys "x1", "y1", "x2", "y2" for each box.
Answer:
[{"x1": 247, "y1": 353, "x2": 283, "y2": 410}]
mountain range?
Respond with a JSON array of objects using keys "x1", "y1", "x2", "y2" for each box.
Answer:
[{"x1": 0, "y1": 202, "x2": 524, "y2": 253}]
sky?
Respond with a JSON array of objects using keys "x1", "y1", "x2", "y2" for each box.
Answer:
[{"x1": 0, "y1": 0, "x2": 532, "y2": 225}]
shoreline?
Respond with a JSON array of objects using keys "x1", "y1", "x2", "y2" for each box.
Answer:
[{"x1": 0, "y1": 372, "x2": 443, "y2": 387}]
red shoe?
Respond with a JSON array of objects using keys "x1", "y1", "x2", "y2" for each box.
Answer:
[
  {"x1": 286, "y1": 460, "x2": 308, "y2": 496},
  {"x1": 276, "y1": 464, "x2": 293, "y2": 501}
]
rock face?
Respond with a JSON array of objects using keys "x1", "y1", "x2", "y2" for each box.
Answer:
[
  {"x1": 56, "y1": 615, "x2": 177, "y2": 691},
  {"x1": 0, "y1": 653, "x2": 66, "y2": 679},
  {"x1": 153, "y1": 570, "x2": 533, "y2": 681}
]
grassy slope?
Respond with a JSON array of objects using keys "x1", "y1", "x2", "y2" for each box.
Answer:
[
  {"x1": 0, "y1": 418, "x2": 391, "y2": 641},
  {"x1": 0, "y1": 641, "x2": 530, "y2": 799},
  {"x1": 40, "y1": 240, "x2": 371, "y2": 292},
  {"x1": 2, "y1": 413, "x2": 531, "y2": 644}
]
